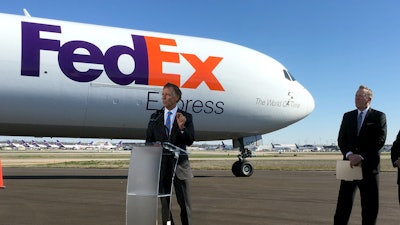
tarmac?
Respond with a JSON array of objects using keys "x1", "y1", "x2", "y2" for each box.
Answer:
[{"x1": 1, "y1": 168, "x2": 399, "y2": 225}]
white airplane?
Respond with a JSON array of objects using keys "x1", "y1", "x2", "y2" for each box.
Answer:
[
  {"x1": 271, "y1": 143, "x2": 297, "y2": 152},
  {"x1": 6, "y1": 140, "x2": 25, "y2": 149},
  {"x1": 84, "y1": 141, "x2": 97, "y2": 149},
  {"x1": 295, "y1": 144, "x2": 323, "y2": 152},
  {"x1": 43, "y1": 140, "x2": 61, "y2": 149},
  {"x1": 56, "y1": 140, "x2": 82, "y2": 150},
  {"x1": 20, "y1": 140, "x2": 31, "y2": 148},
  {"x1": 21, "y1": 140, "x2": 40, "y2": 149},
  {"x1": 96, "y1": 141, "x2": 123, "y2": 150},
  {"x1": 0, "y1": 12, "x2": 314, "y2": 176},
  {"x1": 31, "y1": 140, "x2": 49, "y2": 149}
]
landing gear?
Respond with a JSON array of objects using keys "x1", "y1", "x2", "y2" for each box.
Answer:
[
  {"x1": 231, "y1": 138, "x2": 254, "y2": 177},
  {"x1": 232, "y1": 159, "x2": 253, "y2": 177}
]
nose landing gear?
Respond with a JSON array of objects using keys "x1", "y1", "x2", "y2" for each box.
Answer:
[{"x1": 232, "y1": 147, "x2": 253, "y2": 177}]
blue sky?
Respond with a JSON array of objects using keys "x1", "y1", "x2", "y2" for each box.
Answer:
[{"x1": 2, "y1": 1, "x2": 400, "y2": 145}]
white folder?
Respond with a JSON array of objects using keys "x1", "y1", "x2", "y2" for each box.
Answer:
[{"x1": 336, "y1": 160, "x2": 363, "y2": 181}]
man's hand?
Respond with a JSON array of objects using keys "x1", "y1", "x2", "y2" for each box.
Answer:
[
  {"x1": 348, "y1": 154, "x2": 363, "y2": 168},
  {"x1": 176, "y1": 112, "x2": 186, "y2": 130}
]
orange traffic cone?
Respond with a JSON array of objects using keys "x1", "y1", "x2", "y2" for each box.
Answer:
[{"x1": 0, "y1": 159, "x2": 5, "y2": 189}]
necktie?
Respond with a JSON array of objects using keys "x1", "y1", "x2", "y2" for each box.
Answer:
[
  {"x1": 165, "y1": 111, "x2": 172, "y2": 136},
  {"x1": 357, "y1": 111, "x2": 363, "y2": 135}
]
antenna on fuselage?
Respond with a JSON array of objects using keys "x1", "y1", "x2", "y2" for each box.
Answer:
[{"x1": 23, "y1": 8, "x2": 31, "y2": 17}]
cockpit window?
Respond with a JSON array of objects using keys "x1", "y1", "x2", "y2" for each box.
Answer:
[{"x1": 283, "y1": 70, "x2": 296, "y2": 81}]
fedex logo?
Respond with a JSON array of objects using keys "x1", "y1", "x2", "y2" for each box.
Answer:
[{"x1": 20, "y1": 22, "x2": 225, "y2": 91}]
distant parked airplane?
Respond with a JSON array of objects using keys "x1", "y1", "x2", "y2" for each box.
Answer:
[
  {"x1": 56, "y1": 140, "x2": 82, "y2": 150},
  {"x1": 43, "y1": 140, "x2": 60, "y2": 148},
  {"x1": 7, "y1": 140, "x2": 24, "y2": 149}
]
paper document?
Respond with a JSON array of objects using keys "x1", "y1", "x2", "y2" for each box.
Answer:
[{"x1": 336, "y1": 160, "x2": 363, "y2": 181}]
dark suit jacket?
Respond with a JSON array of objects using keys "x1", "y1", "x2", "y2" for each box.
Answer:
[
  {"x1": 338, "y1": 108, "x2": 387, "y2": 176},
  {"x1": 146, "y1": 108, "x2": 195, "y2": 179},
  {"x1": 391, "y1": 131, "x2": 400, "y2": 184}
]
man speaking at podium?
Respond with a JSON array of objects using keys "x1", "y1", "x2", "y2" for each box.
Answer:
[{"x1": 146, "y1": 82, "x2": 195, "y2": 225}]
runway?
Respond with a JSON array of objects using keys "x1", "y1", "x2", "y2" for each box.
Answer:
[{"x1": 1, "y1": 168, "x2": 399, "y2": 225}]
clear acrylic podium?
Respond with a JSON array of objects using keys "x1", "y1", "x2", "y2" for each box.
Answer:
[{"x1": 126, "y1": 143, "x2": 183, "y2": 225}]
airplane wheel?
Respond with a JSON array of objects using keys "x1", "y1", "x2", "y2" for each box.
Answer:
[
  {"x1": 240, "y1": 161, "x2": 254, "y2": 177},
  {"x1": 231, "y1": 161, "x2": 242, "y2": 177},
  {"x1": 231, "y1": 161, "x2": 253, "y2": 177}
]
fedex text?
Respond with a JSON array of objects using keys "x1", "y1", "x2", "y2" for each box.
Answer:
[{"x1": 20, "y1": 22, "x2": 225, "y2": 91}]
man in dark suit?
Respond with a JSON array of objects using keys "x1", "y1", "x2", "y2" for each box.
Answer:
[
  {"x1": 333, "y1": 85, "x2": 387, "y2": 225},
  {"x1": 146, "y1": 83, "x2": 195, "y2": 225},
  {"x1": 390, "y1": 131, "x2": 400, "y2": 205}
]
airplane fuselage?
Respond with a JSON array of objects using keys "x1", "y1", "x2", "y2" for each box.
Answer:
[{"x1": 0, "y1": 13, "x2": 314, "y2": 141}]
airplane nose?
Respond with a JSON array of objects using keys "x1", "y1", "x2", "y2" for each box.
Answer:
[
  {"x1": 303, "y1": 87, "x2": 315, "y2": 116},
  {"x1": 291, "y1": 81, "x2": 315, "y2": 120}
]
